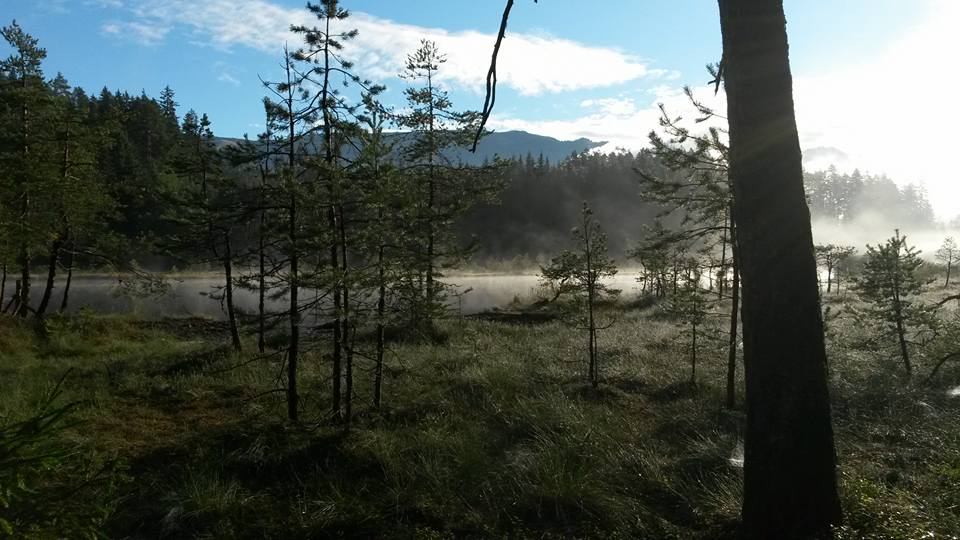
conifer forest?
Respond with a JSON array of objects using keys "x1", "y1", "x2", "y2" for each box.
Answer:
[{"x1": 2, "y1": 1, "x2": 959, "y2": 538}]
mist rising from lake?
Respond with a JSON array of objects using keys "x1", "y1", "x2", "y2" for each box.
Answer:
[{"x1": 26, "y1": 272, "x2": 648, "y2": 321}]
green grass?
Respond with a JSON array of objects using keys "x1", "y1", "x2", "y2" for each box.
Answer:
[{"x1": 1, "y1": 294, "x2": 959, "y2": 538}]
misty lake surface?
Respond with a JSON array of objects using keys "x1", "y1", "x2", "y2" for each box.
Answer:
[{"x1": 33, "y1": 273, "x2": 647, "y2": 320}]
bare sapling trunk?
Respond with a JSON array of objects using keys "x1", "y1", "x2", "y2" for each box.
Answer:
[
  {"x1": 5, "y1": 280, "x2": 21, "y2": 314},
  {"x1": 375, "y1": 268, "x2": 385, "y2": 409},
  {"x1": 375, "y1": 214, "x2": 386, "y2": 410},
  {"x1": 282, "y1": 46, "x2": 299, "y2": 423},
  {"x1": 0, "y1": 264, "x2": 6, "y2": 311},
  {"x1": 718, "y1": 214, "x2": 728, "y2": 300},
  {"x1": 59, "y1": 245, "x2": 73, "y2": 313},
  {"x1": 338, "y1": 203, "x2": 353, "y2": 424},
  {"x1": 223, "y1": 234, "x2": 242, "y2": 352},
  {"x1": 16, "y1": 246, "x2": 30, "y2": 318},
  {"x1": 258, "y1": 210, "x2": 266, "y2": 354},
  {"x1": 690, "y1": 320, "x2": 698, "y2": 384},
  {"x1": 288, "y1": 191, "x2": 299, "y2": 422},
  {"x1": 725, "y1": 244, "x2": 740, "y2": 409}
]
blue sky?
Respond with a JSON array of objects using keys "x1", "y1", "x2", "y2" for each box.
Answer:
[{"x1": 6, "y1": 0, "x2": 960, "y2": 217}]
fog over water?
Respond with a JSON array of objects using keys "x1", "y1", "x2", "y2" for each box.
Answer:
[
  {"x1": 812, "y1": 214, "x2": 959, "y2": 259},
  {"x1": 28, "y1": 273, "x2": 647, "y2": 321},
  {"x1": 17, "y1": 218, "x2": 957, "y2": 321}
]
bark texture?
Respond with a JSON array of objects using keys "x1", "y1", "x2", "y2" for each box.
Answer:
[{"x1": 718, "y1": 1, "x2": 843, "y2": 537}]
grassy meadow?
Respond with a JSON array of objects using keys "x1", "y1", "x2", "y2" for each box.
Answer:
[{"x1": 2, "y1": 288, "x2": 960, "y2": 539}]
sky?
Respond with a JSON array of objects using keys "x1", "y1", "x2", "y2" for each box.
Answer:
[{"x1": 6, "y1": 0, "x2": 960, "y2": 218}]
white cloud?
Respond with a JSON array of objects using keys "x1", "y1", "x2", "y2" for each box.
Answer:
[
  {"x1": 213, "y1": 61, "x2": 243, "y2": 87},
  {"x1": 491, "y1": 85, "x2": 726, "y2": 153},
  {"x1": 579, "y1": 97, "x2": 638, "y2": 117},
  {"x1": 100, "y1": 22, "x2": 121, "y2": 35},
  {"x1": 217, "y1": 72, "x2": 240, "y2": 87},
  {"x1": 88, "y1": 0, "x2": 124, "y2": 7},
  {"x1": 100, "y1": 20, "x2": 170, "y2": 45},
  {"x1": 110, "y1": 0, "x2": 655, "y2": 95}
]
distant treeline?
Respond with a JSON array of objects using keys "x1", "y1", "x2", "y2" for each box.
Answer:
[
  {"x1": 806, "y1": 166, "x2": 935, "y2": 227},
  {"x1": 463, "y1": 153, "x2": 938, "y2": 262}
]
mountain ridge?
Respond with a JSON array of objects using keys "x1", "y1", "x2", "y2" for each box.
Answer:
[{"x1": 214, "y1": 130, "x2": 607, "y2": 166}]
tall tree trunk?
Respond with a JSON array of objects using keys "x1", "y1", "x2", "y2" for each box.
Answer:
[
  {"x1": 283, "y1": 46, "x2": 299, "y2": 423},
  {"x1": 718, "y1": 1, "x2": 842, "y2": 537},
  {"x1": 59, "y1": 245, "x2": 73, "y2": 313},
  {"x1": 586, "y1": 226, "x2": 598, "y2": 388},
  {"x1": 339, "y1": 203, "x2": 353, "y2": 424},
  {"x1": 319, "y1": 17, "x2": 343, "y2": 422},
  {"x1": 826, "y1": 265, "x2": 833, "y2": 293},
  {"x1": 946, "y1": 260, "x2": 952, "y2": 287},
  {"x1": 719, "y1": 214, "x2": 728, "y2": 300},
  {"x1": 35, "y1": 237, "x2": 62, "y2": 319},
  {"x1": 288, "y1": 193, "x2": 299, "y2": 422},
  {"x1": 16, "y1": 71, "x2": 32, "y2": 319},
  {"x1": 258, "y1": 210, "x2": 266, "y2": 354},
  {"x1": 223, "y1": 234, "x2": 242, "y2": 352},
  {"x1": 726, "y1": 227, "x2": 740, "y2": 409},
  {"x1": 329, "y1": 205, "x2": 342, "y2": 420},
  {"x1": 425, "y1": 67, "x2": 437, "y2": 313}
]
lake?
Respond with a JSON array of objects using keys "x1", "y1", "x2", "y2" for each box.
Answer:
[{"x1": 13, "y1": 273, "x2": 648, "y2": 320}]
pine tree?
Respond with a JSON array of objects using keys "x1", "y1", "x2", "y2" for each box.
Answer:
[
  {"x1": 541, "y1": 203, "x2": 619, "y2": 388},
  {"x1": 663, "y1": 270, "x2": 709, "y2": 384},
  {"x1": 936, "y1": 236, "x2": 958, "y2": 287},
  {"x1": 398, "y1": 40, "x2": 499, "y2": 331},
  {"x1": 261, "y1": 45, "x2": 310, "y2": 421},
  {"x1": 855, "y1": 230, "x2": 935, "y2": 375},
  {"x1": 36, "y1": 74, "x2": 114, "y2": 318},
  {"x1": 166, "y1": 110, "x2": 244, "y2": 351},
  {"x1": 290, "y1": 0, "x2": 384, "y2": 423},
  {"x1": 637, "y1": 85, "x2": 742, "y2": 408},
  {"x1": 0, "y1": 20, "x2": 53, "y2": 317},
  {"x1": 159, "y1": 85, "x2": 178, "y2": 124},
  {"x1": 354, "y1": 95, "x2": 405, "y2": 409}
]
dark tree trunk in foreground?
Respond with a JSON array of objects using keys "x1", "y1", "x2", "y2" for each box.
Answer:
[
  {"x1": 35, "y1": 238, "x2": 62, "y2": 319},
  {"x1": 718, "y1": 1, "x2": 842, "y2": 537}
]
